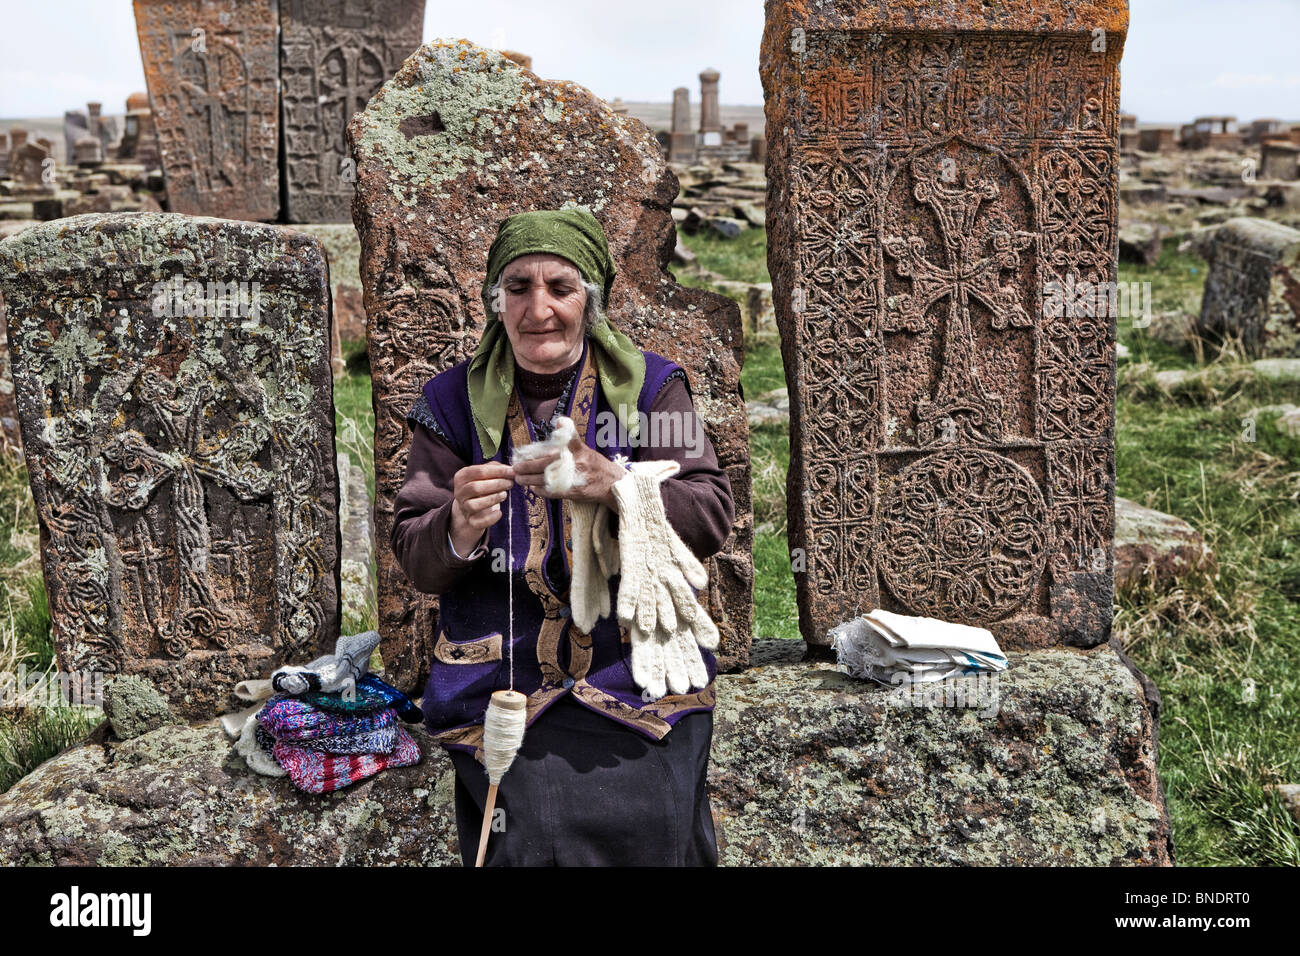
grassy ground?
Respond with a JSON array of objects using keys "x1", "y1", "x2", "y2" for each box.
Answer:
[
  {"x1": 2, "y1": 226, "x2": 1297, "y2": 868},
  {"x1": 1114, "y1": 241, "x2": 1300, "y2": 863}
]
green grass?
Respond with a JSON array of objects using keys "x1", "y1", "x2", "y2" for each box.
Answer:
[
  {"x1": 0, "y1": 453, "x2": 99, "y2": 794},
  {"x1": 670, "y1": 226, "x2": 771, "y2": 299}
]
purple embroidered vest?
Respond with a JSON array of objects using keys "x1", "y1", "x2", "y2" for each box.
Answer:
[{"x1": 417, "y1": 340, "x2": 717, "y2": 758}]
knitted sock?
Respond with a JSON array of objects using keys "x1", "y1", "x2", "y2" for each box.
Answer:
[
  {"x1": 271, "y1": 630, "x2": 381, "y2": 696},
  {"x1": 294, "y1": 722, "x2": 399, "y2": 755},
  {"x1": 303, "y1": 674, "x2": 423, "y2": 722},
  {"x1": 272, "y1": 726, "x2": 422, "y2": 794},
  {"x1": 257, "y1": 695, "x2": 396, "y2": 741}
]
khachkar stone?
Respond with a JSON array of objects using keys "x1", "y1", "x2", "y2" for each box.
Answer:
[
  {"x1": 349, "y1": 40, "x2": 752, "y2": 693},
  {"x1": 279, "y1": 0, "x2": 426, "y2": 223},
  {"x1": 699, "y1": 68, "x2": 722, "y2": 137},
  {"x1": 763, "y1": 0, "x2": 1126, "y2": 651},
  {"x1": 1188, "y1": 217, "x2": 1300, "y2": 359},
  {"x1": 133, "y1": 0, "x2": 280, "y2": 221},
  {"x1": 0, "y1": 213, "x2": 340, "y2": 720}
]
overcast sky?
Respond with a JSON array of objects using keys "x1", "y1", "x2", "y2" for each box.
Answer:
[{"x1": 1, "y1": 0, "x2": 1296, "y2": 122}]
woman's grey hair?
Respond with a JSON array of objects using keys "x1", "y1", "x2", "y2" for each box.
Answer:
[{"x1": 488, "y1": 275, "x2": 604, "y2": 333}]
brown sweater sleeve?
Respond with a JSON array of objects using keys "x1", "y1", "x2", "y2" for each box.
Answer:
[
  {"x1": 632, "y1": 375, "x2": 735, "y2": 561},
  {"x1": 389, "y1": 422, "x2": 490, "y2": 595}
]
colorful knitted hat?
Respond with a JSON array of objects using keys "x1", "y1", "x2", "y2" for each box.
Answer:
[
  {"x1": 295, "y1": 723, "x2": 398, "y2": 755},
  {"x1": 303, "y1": 675, "x2": 423, "y2": 723},
  {"x1": 257, "y1": 695, "x2": 395, "y2": 742},
  {"x1": 272, "y1": 726, "x2": 422, "y2": 794}
]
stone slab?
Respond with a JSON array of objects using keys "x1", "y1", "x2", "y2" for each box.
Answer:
[
  {"x1": 279, "y1": 0, "x2": 426, "y2": 223},
  {"x1": 134, "y1": 0, "x2": 280, "y2": 221},
  {"x1": 349, "y1": 40, "x2": 752, "y2": 693},
  {"x1": 763, "y1": 0, "x2": 1126, "y2": 650},
  {"x1": 0, "y1": 212, "x2": 340, "y2": 720}
]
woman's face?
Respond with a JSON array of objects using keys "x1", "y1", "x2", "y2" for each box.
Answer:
[{"x1": 498, "y1": 253, "x2": 587, "y2": 374}]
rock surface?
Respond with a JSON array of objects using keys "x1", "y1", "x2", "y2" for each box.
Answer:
[
  {"x1": 1114, "y1": 497, "x2": 1214, "y2": 588},
  {"x1": 0, "y1": 640, "x2": 1171, "y2": 866}
]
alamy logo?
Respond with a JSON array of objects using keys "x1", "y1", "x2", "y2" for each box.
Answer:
[
  {"x1": 49, "y1": 886, "x2": 151, "y2": 936},
  {"x1": 150, "y1": 275, "x2": 264, "y2": 320},
  {"x1": 595, "y1": 406, "x2": 705, "y2": 459}
]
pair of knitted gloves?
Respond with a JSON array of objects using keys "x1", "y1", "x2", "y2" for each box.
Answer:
[{"x1": 518, "y1": 418, "x2": 718, "y2": 699}]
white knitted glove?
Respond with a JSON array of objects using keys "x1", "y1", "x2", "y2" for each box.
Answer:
[
  {"x1": 612, "y1": 460, "x2": 719, "y2": 699},
  {"x1": 567, "y1": 499, "x2": 612, "y2": 632}
]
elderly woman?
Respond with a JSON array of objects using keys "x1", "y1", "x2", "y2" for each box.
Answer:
[{"x1": 390, "y1": 207, "x2": 734, "y2": 866}]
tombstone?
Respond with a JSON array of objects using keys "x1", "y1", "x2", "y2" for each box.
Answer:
[
  {"x1": 0, "y1": 291, "x2": 20, "y2": 458},
  {"x1": 348, "y1": 39, "x2": 752, "y2": 693},
  {"x1": 670, "y1": 86, "x2": 699, "y2": 163},
  {"x1": 337, "y1": 452, "x2": 375, "y2": 623},
  {"x1": 749, "y1": 134, "x2": 766, "y2": 164},
  {"x1": 286, "y1": 223, "x2": 368, "y2": 344},
  {"x1": 134, "y1": 0, "x2": 281, "y2": 220},
  {"x1": 36, "y1": 137, "x2": 55, "y2": 161},
  {"x1": 0, "y1": 133, "x2": 8, "y2": 179},
  {"x1": 764, "y1": 0, "x2": 1125, "y2": 651},
  {"x1": 699, "y1": 68, "x2": 722, "y2": 134},
  {"x1": 123, "y1": 91, "x2": 161, "y2": 169},
  {"x1": 1189, "y1": 217, "x2": 1300, "y2": 359},
  {"x1": 86, "y1": 101, "x2": 107, "y2": 152},
  {"x1": 671, "y1": 86, "x2": 692, "y2": 133},
  {"x1": 1138, "y1": 127, "x2": 1175, "y2": 153},
  {"x1": 732, "y1": 122, "x2": 750, "y2": 146},
  {"x1": 1260, "y1": 141, "x2": 1300, "y2": 181},
  {"x1": 611, "y1": 97, "x2": 629, "y2": 116},
  {"x1": 118, "y1": 113, "x2": 141, "y2": 160},
  {"x1": 9, "y1": 129, "x2": 28, "y2": 149},
  {"x1": 12, "y1": 143, "x2": 52, "y2": 190},
  {"x1": 1246, "y1": 118, "x2": 1283, "y2": 146},
  {"x1": 74, "y1": 134, "x2": 104, "y2": 168},
  {"x1": 279, "y1": 0, "x2": 426, "y2": 224},
  {"x1": 64, "y1": 110, "x2": 90, "y2": 163},
  {"x1": 0, "y1": 213, "x2": 340, "y2": 720}
]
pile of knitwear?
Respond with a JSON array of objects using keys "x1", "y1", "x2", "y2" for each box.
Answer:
[{"x1": 252, "y1": 675, "x2": 424, "y2": 794}]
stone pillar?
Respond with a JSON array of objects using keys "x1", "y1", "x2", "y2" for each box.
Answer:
[
  {"x1": 279, "y1": 0, "x2": 426, "y2": 223},
  {"x1": 134, "y1": 0, "x2": 281, "y2": 220},
  {"x1": 0, "y1": 213, "x2": 339, "y2": 720},
  {"x1": 670, "y1": 86, "x2": 697, "y2": 163},
  {"x1": 763, "y1": 0, "x2": 1126, "y2": 650},
  {"x1": 672, "y1": 86, "x2": 691, "y2": 133},
  {"x1": 349, "y1": 40, "x2": 752, "y2": 692},
  {"x1": 87, "y1": 102, "x2": 102, "y2": 136},
  {"x1": 699, "y1": 68, "x2": 721, "y2": 136},
  {"x1": 1188, "y1": 217, "x2": 1300, "y2": 358},
  {"x1": 64, "y1": 110, "x2": 89, "y2": 164}
]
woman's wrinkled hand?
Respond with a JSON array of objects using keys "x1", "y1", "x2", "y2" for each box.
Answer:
[
  {"x1": 449, "y1": 462, "x2": 515, "y2": 556},
  {"x1": 512, "y1": 432, "x2": 624, "y2": 508}
]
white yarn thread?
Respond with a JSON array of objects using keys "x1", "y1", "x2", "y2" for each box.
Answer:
[
  {"x1": 512, "y1": 415, "x2": 584, "y2": 494},
  {"x1": 483, "y1": 694, "x2": 526, "y2": 785}
]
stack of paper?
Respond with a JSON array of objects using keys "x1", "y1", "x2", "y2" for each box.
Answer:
[{"x1": 828, "y1": 609, "x2": 1009, "y2": 685}]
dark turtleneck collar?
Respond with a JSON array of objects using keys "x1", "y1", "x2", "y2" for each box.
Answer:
[{"x1": 516, "y1": 353, "x2": 583, "y2": 400}]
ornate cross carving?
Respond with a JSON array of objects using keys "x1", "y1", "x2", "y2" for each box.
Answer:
[{"x1": 883, "y1": 147, "x2": 1035, "y2": 445}]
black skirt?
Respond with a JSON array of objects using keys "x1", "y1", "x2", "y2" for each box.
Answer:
[{"x1": 448, "y1": 694, "x2": 718, "y2": 866}]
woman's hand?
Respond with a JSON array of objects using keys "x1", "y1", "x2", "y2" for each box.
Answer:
[
  {"x1": 449, "y1": 462, "x2": 515, "y2": 556},
  {"x1": 512, "y1": 433, "x2": 625, "y2": 508}
]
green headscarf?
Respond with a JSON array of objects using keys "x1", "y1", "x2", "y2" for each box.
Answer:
[{"x1": 469, "y1": 206, "x2": 646, "y2": 459}]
